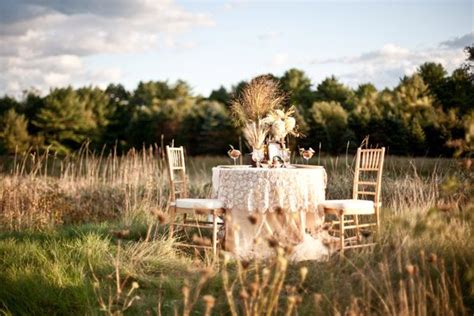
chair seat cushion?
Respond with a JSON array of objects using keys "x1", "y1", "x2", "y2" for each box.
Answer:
[
  {"x1": 319, "y1": 199, "x2": 375, "y2": 215},
  {"x1": 175, "y1": 198, "x2": 224, "y2": 210}
]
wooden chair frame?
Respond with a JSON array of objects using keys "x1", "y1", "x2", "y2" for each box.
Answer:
[
  {"x1": 166, "y1": 145, "x2": 224, "y2": 257},
  {"x1": 323, "y1": 147, "x2": 385, "y2": 253}
]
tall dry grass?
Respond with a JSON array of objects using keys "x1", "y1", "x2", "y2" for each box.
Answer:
[{"x1": 0, "y1": 146, "x2": 472, "y2": 315}]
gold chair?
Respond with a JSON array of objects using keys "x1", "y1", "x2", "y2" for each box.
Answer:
[
  {"x1": 320, "y1": 147, "x2": 385, "y2": 253},
  {"x1": 166, "y1": 145, "x2": 225, "y2": 257}
]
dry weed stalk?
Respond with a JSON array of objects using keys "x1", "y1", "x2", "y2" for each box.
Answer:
[
  {"x1": 221, "y1": 245, "x2": 303, "y2": 316},
  {"x1": 90, "y1": 240, "x2": 141, "y2": 315},
  {"x1": 181, "y1": 267, "x2": 215, "y2": 316}
]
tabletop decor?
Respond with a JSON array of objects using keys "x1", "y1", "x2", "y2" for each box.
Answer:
[
  {"x1": 299, "y1": 147, "x2": 315, "y2": 164},
  {"x1": 262, "y1": 106, "x2": 299, "y2": 143},
  {"x1": 230, "y1": 76, "x2": 301, "y2": 167},
  {"x1": 227, "y1": 145, "x2": 241, "y2": 165}
]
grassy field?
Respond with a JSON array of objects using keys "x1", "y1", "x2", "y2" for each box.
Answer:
[{"x1": 0, "y1": 148, "x2": 472, "y2": 315}]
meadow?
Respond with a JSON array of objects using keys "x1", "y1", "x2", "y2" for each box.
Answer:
[{"x1": 0, "y1": 147, "x2": 472, "y2": 315}]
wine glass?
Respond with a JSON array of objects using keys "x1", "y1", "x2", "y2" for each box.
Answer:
[
  {"x1": 251, "y1": 148, "x2": 265, "y2": 168},
  {"x1": 227, "y1": 145, "x2": 241, "y2": 165},
  {"x1": 300, "y1": 147, "x2": 315, "y2": 164},
  {"x1": 281, "y1": 148, "x2": 291, "y2": 167}
]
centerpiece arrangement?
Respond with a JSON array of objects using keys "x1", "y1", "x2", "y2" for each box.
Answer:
[{"x1": 230, "y1": 75, "x2": 301, "y2": 167}]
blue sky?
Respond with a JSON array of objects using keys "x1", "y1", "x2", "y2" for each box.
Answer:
[{"x1": 0, "y1": 0, "x2": 472, "y2": 97}]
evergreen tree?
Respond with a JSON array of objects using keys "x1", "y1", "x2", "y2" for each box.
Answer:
[
  {"x1": 0, "y1": 109, "x2": 31, "y2": 154},
  {"x1": 279, "y1": 69, "x2": 315, "y2": 115},
  {"x1": 32, "y1": 87, "x2": 96, "y2": 153},
  {"x1": 310, "y1": 101, "x2": 354, "y2": 153},
  {"x1": 315, "y1": 76, "x2": 355, "y2": 111},
  {"x1": 179, "y1": 101, "x2": 237, "y2": 155},
  {"x1": 209, "y1": 86, "x2": 230, "y2": 106}
]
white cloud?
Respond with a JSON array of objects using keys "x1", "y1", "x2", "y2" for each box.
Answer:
[
  {"x1": 0, "y1": 0, "x2": 214, "y2": 96},
  {"x1": 0, "y1": 54, "x2": 122, "y2": 96},
  {"x1": 271, "y1": 53, "x2": 288, "y2": 67},
  {"x1": 258, "y1": 31, "x2": 282, "y2": 41},
  {"x1": 222, "y1": 0, "x2": 247, "y2": 11},
  {"x1": 311, "y1": 38, "x2": 468, "y2": 88}
]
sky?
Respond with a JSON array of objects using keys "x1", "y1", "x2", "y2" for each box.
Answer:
[{"x1": 0, "y1": 0, "x2": 472, "y2": 98}]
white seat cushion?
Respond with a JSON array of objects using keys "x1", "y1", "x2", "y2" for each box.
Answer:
[
  {"x1": 175, "y1": 198, "x2": 224, "y2": 210},
  {"x1": 319, "y1": 199, "x2": 375, "y2": 215}
]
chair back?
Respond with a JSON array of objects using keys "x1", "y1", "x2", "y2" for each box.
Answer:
[
  {"x1": 166, "y1": 145, "x2": 188, "y2": 202},
  {"x1": 352, "y1": 147, "x2": 385, "y2": 208}
]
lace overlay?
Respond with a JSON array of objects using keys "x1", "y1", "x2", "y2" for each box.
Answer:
[
  {"x1": 212, "y1": 166, "x2": 329, "y2": 260},
  {"x1": 212, "y1": 166, "x2": 327, "y2": 213}
]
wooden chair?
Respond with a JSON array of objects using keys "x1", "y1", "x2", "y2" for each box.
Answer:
[
  {"x1": 166, "y1": 145, "x2": 225, "y2": 258},
  {"x1": 320, "y1": 147, "x2": 385, "y2": 253}
]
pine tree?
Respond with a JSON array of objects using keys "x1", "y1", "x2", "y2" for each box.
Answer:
[
  {"x1": 32, "y1": 87, "x2": 96, "y2": 153},
  {"x1": 0, "y1": 109, "x2": 31, "y2": 154}
]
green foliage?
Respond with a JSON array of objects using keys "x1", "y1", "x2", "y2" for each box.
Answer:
[
  {"x1": 310, "y1": 101, "x2": 354, "y2": 153},
  {"x1": 315, "y1": 76, "x2": 355, "y2": 111},
  {"x1": 76, "y1": 87, "x2": 110, "y2": 144},
  {"x1": 32, "y1": 87, "x2": 97, "y2": 153},
  {"x1": 418, "y1": 62, "x2": 447, "y2": 93},
  {"x1": 0, "y1": 96, "x2": 20, "y2": 117},
  {"x1": 280, "y1": 68, "x2": 315, "y2": 115},
  {"x1": 0, "y1": 109, "x2": 31, "y2": 154},
  {"x1": 209, "y1": 86, "x2": 231, "y2": 106},
  {"x1": 0, "y1": 51, "x2": 472, "y2": 156},
  {"x1": 179, "y1": 101, "x2": 238, "y2": 155}
]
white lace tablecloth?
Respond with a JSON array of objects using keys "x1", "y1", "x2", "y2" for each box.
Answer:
[{"x1": 212, "y1": 166, "x2": 329, "y2": 261}]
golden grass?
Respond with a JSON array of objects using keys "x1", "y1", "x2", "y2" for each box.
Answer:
[{"x1": 0, "y1": 146, "x2": 472, "y2": 315}]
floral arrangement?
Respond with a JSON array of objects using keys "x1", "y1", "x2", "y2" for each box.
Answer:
[
  {"x1": 262, "y1": 106, "x2": 299, "y2": 142},
  {"x1": 230, "y1": 75, "x2": 301, "y2": 166}
]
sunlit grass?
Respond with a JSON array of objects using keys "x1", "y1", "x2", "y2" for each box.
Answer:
[{"x1": 0, "y1": 147, "x2": 472, "y2": 314}]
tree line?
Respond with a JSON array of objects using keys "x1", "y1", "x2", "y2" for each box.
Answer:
[{"x1": 0, "y1": 49, "x2": 472, "y2": 157}]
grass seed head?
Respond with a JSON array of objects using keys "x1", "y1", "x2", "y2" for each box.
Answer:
[
  {"x1": 239, "y1": 289, "x2": 249, "y2": 300},
  {"x1": 267, "y1": 236, "x2": 279, "y2": 248},
  {"x1": 240, "y1": 260, "x2": 250, "y2": 270},
  {"x1": 248, "y1": 214, "x2": 258, "y2": 225},
  {"x1": 314, "y1": 293, "x2": 323, "y2": 304},
  {"x1": 249, "y1": 282, "x2": 260, "y2": 298},
  {"x1": 300, "y1": 266, "x2": 308, "y2": 283},
  {"x1": 405, "y1": 264, "x2": 415, "y2": 276},
  {"x1": 202, "y1": 295, "x2": 215, "y2": 309}
]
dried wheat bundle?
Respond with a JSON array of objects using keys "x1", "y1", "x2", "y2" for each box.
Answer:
[
  {"x1": 242, "y1": 121, "x2": 268, "y2": 149},
  {"x1": 231, "y1": 75, "x2": 285, "y2": 125}
]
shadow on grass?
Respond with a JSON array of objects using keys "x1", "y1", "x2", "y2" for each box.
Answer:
[
  {"x1": 0, "y1": 220, "x2": 170, "y2": 244},
  {"x1": 0, "y1": 273, "x2": 95, "y2": 315}
]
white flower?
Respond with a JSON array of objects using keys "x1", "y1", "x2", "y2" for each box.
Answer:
[
  {"x1": 261, "y1": 116, "x2": 275, "y2": 126},
  {"x1": 271, "y1": 119, "x2": 286, "y2": 141},
  {"x1": 284, "y1": 117, "x2": 296, "y2": 132},
  {"x1": 275, "y1": 109, "x2": 285, "y2": 119}
]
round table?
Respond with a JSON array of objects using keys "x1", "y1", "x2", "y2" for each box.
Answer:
[{"x1": 212, "y1": 165, "x2": 329, "y2": 260}]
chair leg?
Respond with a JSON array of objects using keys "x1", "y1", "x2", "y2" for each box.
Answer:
[
  {"x1": 339, "y1": 212, "x2": 345, "y2": 255},
  {"x1": 169, "y1": 207, "x2": 176, "y2": 239},
  {"x1": 212, "y1": 210, "x2": 218, "y2": 259},
  {"x1": 354, "y1": 215, "x2": 360, "y2": 243}
]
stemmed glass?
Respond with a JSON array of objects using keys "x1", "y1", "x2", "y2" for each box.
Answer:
[
  {"x1": 251, "y1": 148, "x2": 265, "y2": 168},
  {"x1": 227, "y1": 145, "x2": 241, "y2": 165},
  {"x1": 281, "y1": 148, "x2": 291, "y2": 167},
  {"x1": 299, "y1": 147, "x2": 315, "y2": 164}
]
